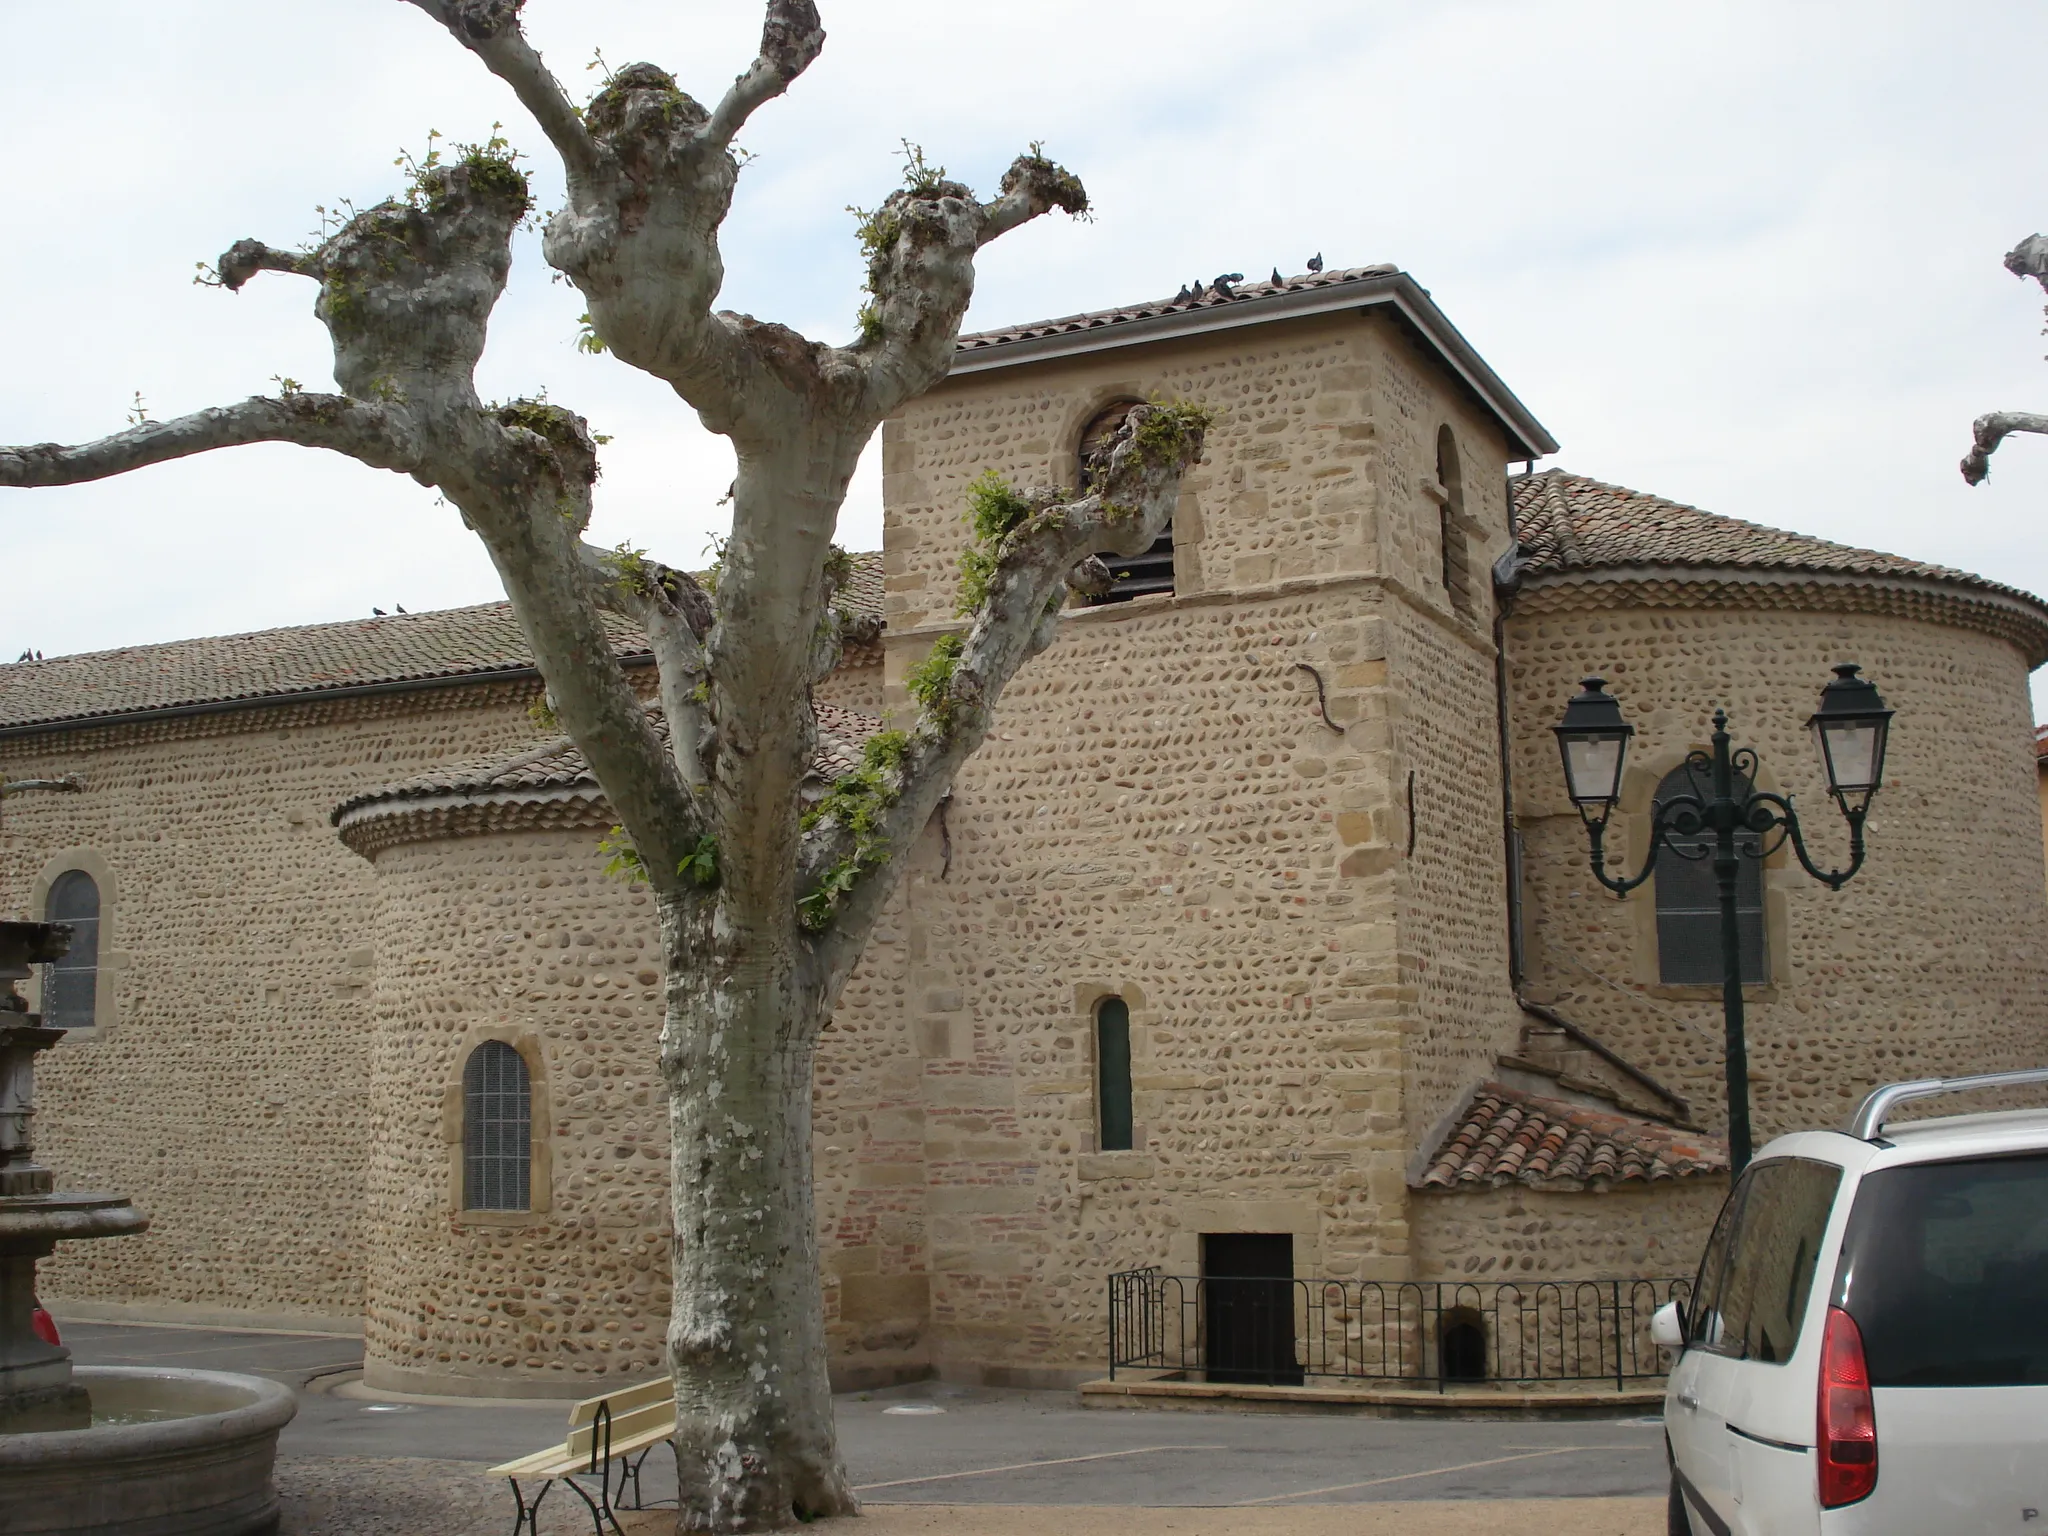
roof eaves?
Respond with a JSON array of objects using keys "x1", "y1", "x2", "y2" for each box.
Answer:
[
  {"x1": 1519, "y1": 561, "x2": 2048, "y2": 630},
  {"x1": 948, "y1": 270, "x2": 1559, "y2": 462},
  {"x1": 0, "y1": 657, "x2": 633, "y2": 742}
]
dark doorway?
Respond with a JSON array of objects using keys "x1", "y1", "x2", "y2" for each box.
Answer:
[
  {"x1": 1439, "y1": 1306, "x2": 1488, "y2": 1382},
  {"x1": 1202, "y1": 1233, "x2": 1301, "y2": 1385}
]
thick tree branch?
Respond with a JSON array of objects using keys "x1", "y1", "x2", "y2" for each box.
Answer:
[
  {"x1": 0, "y1": 394, "x2": 420, "y2": 487},
  {"x1": 807, "y1": 405, "x2": 1207, "y2": 989},
  {"x1": 704, "y1": 0, "x2": 825, "y2": 149},
  {"x1": 1961, "y1": 410, "x2": 2048, "y2": 484},
  {"x1": 402, "y1": 0, "x2": 602, "y2": 186},
  {"x1": 579, "y1": 542, "x2": 715, "y2": 791}
]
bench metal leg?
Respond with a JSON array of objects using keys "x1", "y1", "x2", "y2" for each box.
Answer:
[
  {"x1": 564, "y1": 1471, "x2": 626, "y2": 1536},
  {"x1": 613, "y1": 1444, "x2": 656, "y2": 1511},
  {"x1": 505, "y1": 1477, "x2": 552, "y2": 1536}
]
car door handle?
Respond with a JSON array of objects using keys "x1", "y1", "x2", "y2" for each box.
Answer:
[{"x1": 1676, "y1": 1391, "x2": 1700, "y2": 1411}]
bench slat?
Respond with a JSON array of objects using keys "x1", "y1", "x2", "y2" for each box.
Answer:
[
  {"x1": 566, "y1": 1403, "x2": 674, "y2": 1458},
  {"x1": 489, "y1": 1419, "x2": 674, "y2": 1480},
  {"x1": 566, "y1": 1377, "x2": 671, "y2": 1426}
]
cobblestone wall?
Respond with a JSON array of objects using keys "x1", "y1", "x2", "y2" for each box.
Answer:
[
  {"x1": 0, "y1": 687, "x2": 545, "y2": 1319},
  {"x1": 1504, "y1": 595, "x2": 2048, "y2": 1144},
  {"x1": 876, "y1": 308, "x2": 1523, "y2": 1379},
  {"x1": 1412, "y1": 1181, "x2": 1729, "y2": 1279},
  {"x1": 359, "y1": 826, "x2": 672, "y2": 1396}
]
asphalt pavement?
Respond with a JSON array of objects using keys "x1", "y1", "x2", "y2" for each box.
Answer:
[{"x1": 61, "y1": 1318, "x2": 1671, "y2": 1509}]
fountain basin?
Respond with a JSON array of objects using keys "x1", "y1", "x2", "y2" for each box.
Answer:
[{"x1": 0, "y1": 1367, "x2": 296, "y2": 1535}]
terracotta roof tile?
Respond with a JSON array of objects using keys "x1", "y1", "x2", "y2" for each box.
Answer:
[
  {"x1": 1511, "y1": 470, "x2": 2035, "y2": 606},
  {"x1": 953, "y1": 265, "x2": 1400, "y2": 354},
  {"x1": 0, "y1": 554, "x2": 883, "y2": 733},
  {"x1": 331, "y1": 703, "x2": 884, "y2": 824},
  {"x1": 1419, "y1": 1082, "x2": 1728, "y2": 1191}
]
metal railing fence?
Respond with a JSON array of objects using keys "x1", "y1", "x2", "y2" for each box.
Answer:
[{"x1": 1107, "y1": 1270, "x2": 1691, "y2": 1391}]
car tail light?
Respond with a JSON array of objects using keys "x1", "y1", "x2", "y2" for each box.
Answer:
[{"x1": 1818, "y1": 1306, "x2": 1877, "y2": 1507}]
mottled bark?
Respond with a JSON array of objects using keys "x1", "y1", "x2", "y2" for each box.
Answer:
[
  {"x1": 0, "y1": 6, "x2": 1204, "y2": 1528},
  {"x1": 1962, "y1": 233, "x2": 2048, "y2": 484}
]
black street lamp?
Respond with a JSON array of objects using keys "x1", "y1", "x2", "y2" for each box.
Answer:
[{"x1": 1552, "y1": 664, "x2": 1893, "y2": 1171}]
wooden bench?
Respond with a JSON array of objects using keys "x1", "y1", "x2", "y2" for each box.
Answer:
[{"x1": 489, "y1": 1377, "x2": 677, "y2": 1536}]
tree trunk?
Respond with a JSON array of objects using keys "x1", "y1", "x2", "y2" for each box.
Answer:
[{"x1": 659, "y1": 894, "x2": 855, "y2": 1531}]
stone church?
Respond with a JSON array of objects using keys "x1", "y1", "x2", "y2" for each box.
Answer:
[{"x1": 5, "y1": 264, "x2": 2046, "y2": 1398}]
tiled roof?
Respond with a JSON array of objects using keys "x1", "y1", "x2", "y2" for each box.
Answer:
[
  {"x1": 1511, "y1": 470, "x2": 2036, "y2": 605},
  {"x1": 1418, "y1": 1082, "x2": 1728, "y2": 1191},
  {"x1": 954, "y1": 264, "x2": 1399, "y2": 354},
  {"x1": 0, "y1": 554, "x2": 883, "y2": 734},
  {"x1": 2035, "y1": 723, "x2": 2048, "y2": 762},
  {"x1": 331, "y1": 702, "x2": 883, "y2": 823}
]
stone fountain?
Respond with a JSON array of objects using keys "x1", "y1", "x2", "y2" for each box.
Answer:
[{"x1": 0, "y1": 919, "x2": 296, "y2": 1534}]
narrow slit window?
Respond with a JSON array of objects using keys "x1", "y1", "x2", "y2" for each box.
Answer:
[
  {"x1": 463, "y1": 1041, "x2": 532, "y2": 1211},
  {"x1": 1096, "y1": 997, "x2": 1134, "y2": 1152},
  {"x1": 1078, "y1": 401, "x2": 1173, "y2": 604},
  {"x1": 43, "y1": 870, "x2": 100, "y2": 1030},
  {"x1": 1654, "y1": 764, "x2": 1768, "y2": 985}
]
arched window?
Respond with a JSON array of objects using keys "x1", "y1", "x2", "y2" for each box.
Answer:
[
  {"x1": 1435, "y1": 425, "x2": 1474, "y2": 621},
  {"x1": 1095, "y1": 997, "x2": 1134, "y2": 1152},
  {"x1": 463, "y1": 1041, "x2": 532, "y2": 1211},
  {"x1": 42, "y1": 870, "x2": 100, "y2": 1030},
  {"x1": 1654, "y1": 764, "x2": 1768, "y2": 985},
  {"x1": 1078, "y1": 401, "x2": 1174, "y2": 603}
]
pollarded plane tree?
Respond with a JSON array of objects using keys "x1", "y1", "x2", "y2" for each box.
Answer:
[
  {"x1": 1963, "y1": 233, "x2": 2048, "y2": 483},
  {"x1": 0, "y1": 2, "x2": 1209, "y2": 1529}
]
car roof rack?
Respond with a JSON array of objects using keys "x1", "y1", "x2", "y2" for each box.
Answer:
[{"x1": 1849, "y1": 1066, "x2": 2048, "y2": 1141}]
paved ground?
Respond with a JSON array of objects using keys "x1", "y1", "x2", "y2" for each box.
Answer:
[
  {"x1": 62, "y1": 1318, "x2": 1671, "y2": 1533},
  {"x1": 620, "y1": 1504, "x2": 1663, "y2": 1535}
]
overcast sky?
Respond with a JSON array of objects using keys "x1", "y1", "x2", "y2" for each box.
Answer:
[{"x1": 6, "y1": 1, "x2": 2048, "y2": 716}]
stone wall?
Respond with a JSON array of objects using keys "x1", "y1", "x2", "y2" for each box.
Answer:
[
  {"x1": 874, "y1": 306, "x2": 1528, "y2": 1380},
  {"x1": 1504, "y1": 596, "x2": 2048, "y2": 1145},
  {"x1": 1411, "y1": 1181, "x2": 1729, "y2": 1281},
  {"x1": 0, "y1": 685, "x2": 545, "y2": 1322},
  {"x1": 359, "y1": 824, "x2": 672, "y2": 1396}
]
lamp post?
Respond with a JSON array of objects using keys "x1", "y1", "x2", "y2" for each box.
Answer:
[{"x1": 1552, "y1": 663, "x2": 1893, "y2": 1171}]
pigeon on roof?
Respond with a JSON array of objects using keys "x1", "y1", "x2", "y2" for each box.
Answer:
[
  {"x1": 1270, "y1": 267, "x2": 1284, "y2": 286},
  {"x1": 1212, "y1": 272, "x2": 1243, "y2": 299},
  {"x1": 1307, "y1": 253, "x2": 1324, "y2": 273}
]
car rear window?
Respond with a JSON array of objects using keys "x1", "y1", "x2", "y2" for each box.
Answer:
[{"x1": 1833, "y1": 1152, "x2": 2048, "y2": 1387}]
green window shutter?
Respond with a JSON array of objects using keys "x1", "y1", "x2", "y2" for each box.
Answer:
[{"x1": 1096, "y1": 998, "x2": 1133, "y2": 1152}]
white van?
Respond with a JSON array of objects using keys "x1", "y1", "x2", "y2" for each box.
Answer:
[{"x1": 1656, "y1": 1067, "x2": 2048, "y2": 1535}]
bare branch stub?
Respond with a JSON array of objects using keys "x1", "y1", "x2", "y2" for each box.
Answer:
[
  {"x1": 1963, "y1": 410, "x2": 2048, "y2": 485},
  {"x1": 1962, "y1": 232, "x2": 2048, "y2": 483}
]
